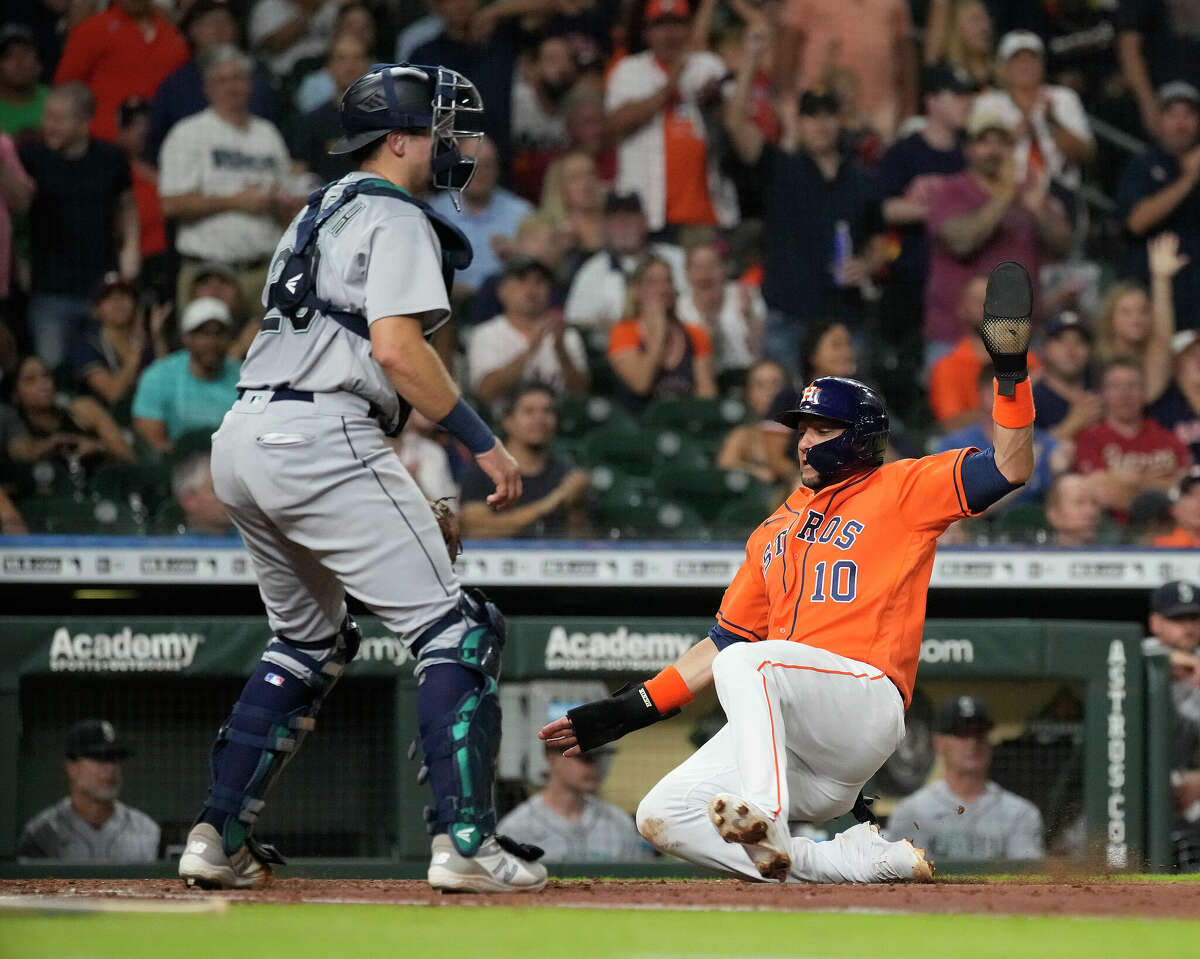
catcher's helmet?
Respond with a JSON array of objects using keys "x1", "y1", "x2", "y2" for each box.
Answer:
[
  {"x1": 773, "y1": 376, "x2": 889, "y2": 482},
  {"x1": 330, "y1": 63, "x2": 484, "y2": 205}
]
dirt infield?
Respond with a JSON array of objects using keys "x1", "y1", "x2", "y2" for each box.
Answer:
[{"x1": 3, "y1": 877, "x2": 1199, "y2": 919}]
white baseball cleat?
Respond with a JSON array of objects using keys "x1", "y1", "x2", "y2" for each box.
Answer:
[
  {"x1": 832, "y1": 821, "x2": 934, "y2": 883},
  {"x1": 426, "y1": 833, "x2": 549, "y2": 893},
  {"x1": 709, "y1": 793, "x2": 793, "y2": 881},
  {"x1": 178, "y1": 823, "x2": 273, "y2": 890}
]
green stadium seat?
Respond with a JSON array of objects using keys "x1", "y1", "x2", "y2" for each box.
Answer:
[
  {"x1": 714, "y1": 495, "x2": 776, "y2": 540},
  {"x1": 991, "y1": 502, "x2": 1048, "y2": 544},
  {"x1": 651, "y1": 430, "x2": 711, "y2": 473},
  {"x1": 558, "y1": 395, "x2": 635, "y2": 439},
  {"x1": 644, "y1": 398, "x2": 747, "y2": 441},
  {"x1": 165, "y1": 429, "x2": 215, "y2": 469},
  {"x1": 152, "y1": 499, "x2": 187, "y2": 535},
  {"x1": 651, "y1": 467, "x2": 772, "y2": 523},
  {"x1": 89, "y1": 460, "x2": 172, "y2": 513},
  {"x1": 19, "y1": 495, "x2": 144, "y2": 535},
  {"x1": 581, "y1": 422, "x2": 657, "y2": 476}
]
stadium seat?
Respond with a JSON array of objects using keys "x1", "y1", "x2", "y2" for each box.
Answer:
[
  {"x1": 152, "y1": 499, "x2": 187, "y2": 535},
  {"x1": 991, "y1": 502, "x2": 1048, "y2": 544},
  {"x1": 19, "y1": 495, "x2": 143, "y2": 535},
  {"x1": 581, "y1": 422, "x2": 657, "y2": 476},
  {"x1": 558, "y1": 395, "x2": 635, "y2": 439},
  {"x1": 643, "y1": 398, "x2": 747, "y2": 441},
  {"x1": 165, "y1": 429, "x2": 215, "y2": 469},
  {"x1": 714, "y1": 495, "x2": 776, "y2": 540},
  {"x1": 651, "y1": 430, "x2": 711, "y2": 473},
  {"x1": 89, "y1": 461, "x2": 172, "y2": 514},
  {"x1": 651, "y1": 468, "x2": 772, "y2": 523}
]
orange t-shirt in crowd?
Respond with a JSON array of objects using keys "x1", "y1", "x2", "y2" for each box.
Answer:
[
  {"x1": 663, "y1": 107, "x2": 717, "y2": 227},
  {"x1": 929, "y1": 337, "x2": 1040, "y2": 424},
  {"x1": 608, "y1": 318, "x2": 713, "y2": 358},
  {"x1": 714, "y1": 449, "x2": 983, "y2": 707},
  {"x1": 54, "y1": 6, "x2": 189, "y2": 142},
  {"x1": 1153, "y1": 527, "x2": 1200, "y2": 548}
]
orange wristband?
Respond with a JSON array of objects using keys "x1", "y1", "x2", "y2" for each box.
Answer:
[
  {"x1": 643, "y1": 665, "x2": 693, "y2": 714},
  {"x1": 992, "y1": 378, "x2": 1035, "y2": 429}
]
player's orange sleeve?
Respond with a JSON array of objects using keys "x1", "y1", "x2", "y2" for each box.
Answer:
[
  {"x1": 893, "y1": 447, "x2": 986, "y2": 531},
  {"x1": 714, "y1": 521, "x2": 774, "y2": 642},
  {"x1": 607, "y1": 319, "x2": 641, "y2": 356}
]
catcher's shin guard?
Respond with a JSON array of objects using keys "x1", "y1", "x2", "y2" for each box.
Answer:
[
  {"x1": 199, "y1": 615, "x2": 361, "y2": 856},
  {"x1": 415, "y1": 588, "x2": 506, "y2": 857}
]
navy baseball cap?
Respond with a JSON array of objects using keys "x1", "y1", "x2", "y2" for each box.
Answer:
[
  {"x1": 65, "y1": 719, "x2": 132, "y2": 761},
  {"x1": 923, "y1": 63, "x2": 976, "y2": 96},
  {"x1": 1044, "y1": 311, "x2": 1091, "y2": 342},
  {"x1": 936, "y1": 696, "x2": 994, "y2": 734},
  {"x1": 1152, "y1": 580, "x2": 1200, "y2": 618}
]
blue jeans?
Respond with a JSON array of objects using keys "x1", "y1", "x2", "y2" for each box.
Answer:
[{"x1": 27, "y1": 294, "x2": 88, "y2": 370}]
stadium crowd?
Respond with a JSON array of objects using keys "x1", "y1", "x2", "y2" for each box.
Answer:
[{"x1": 1, "y1": 0, "x2": 1199, "y2": 543}]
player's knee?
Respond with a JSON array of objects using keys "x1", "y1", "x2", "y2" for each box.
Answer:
[
  {"x1": 711, "y1": 641, "x2": 758, "y2": 690},
  {"x1": 635, "y1": 793, "x2": 668, "y2": 847}
]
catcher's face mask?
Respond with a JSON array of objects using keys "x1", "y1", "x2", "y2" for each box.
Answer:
[{"x1": 429, "y1": 66, "x2": 485, "y2": 211}]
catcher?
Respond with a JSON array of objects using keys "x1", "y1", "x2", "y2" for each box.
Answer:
[{"x1": 541, "y1": 262, "x2": 1038, "y2": 883}]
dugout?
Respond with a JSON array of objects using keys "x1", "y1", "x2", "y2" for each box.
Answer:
[{"x1": 0, "y1": 614, "x2": 1174, "y2": 877}]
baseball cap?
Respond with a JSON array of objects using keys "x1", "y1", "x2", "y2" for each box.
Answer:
[
  {"x1": 1151, "y1": 580, "x2": 1200, "y2": 618},
  {"x1": 997, "y1": 30, "x2": 1045, "y2": 61},
  {"x1": 799, "y1": 88, "x2": 840, "y2": 116},
  {"x1": 935, "y1": 695, "x2": 994, "y2": 734},
  {"x1": 0, "y1": 24, "x2": 36, "y2": 57},
  {"x1": 180, "y1": 296, "x2": 233, "y2": 333},
  {"x1": 923, "y1": 62, "x2": 976, "y2": 96},
  {"x1": 644, "y1": 0, "x2": 691, "y2": 22},
  {"x1": 65, "y1": 719, "x2": 132, "y2": 761},
  {"x1": 1158, "y1": 80, "x2": 1200, "y2": 110},
  {"x1": 604, "y1": 191, "x2": 644, "y2": 215},
  {"x1": 91, "y1": 271, "x2": 136, "y2": 305},
  {"x1": 501, "y1": 254, "x2": 554, "y2": 281},
  {"x1": 1173, "y1": 329, "x2": 1200, "y2": 357},
  {"x1": 967, "y1": 96, "x2": 1020, "y2": 139},
  {"x1": 1044, "y1": 311, "x2": 1091, "y2": 342}
]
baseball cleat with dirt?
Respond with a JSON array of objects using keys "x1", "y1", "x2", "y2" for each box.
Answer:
[
  {"x1": 833, "y1": 821, "x2": 935, "y2": 883},
  {"x1": 178, "y1": 823, "x2": 272, "y2": 890},
  {"x1": 427, "y1": 833, "x2": 548, "y2": 893},
  {"x1": 709, "y1": 793, "x2": 792, "y2": 881}
]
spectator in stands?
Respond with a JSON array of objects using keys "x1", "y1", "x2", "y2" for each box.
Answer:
[
  {"x1": 725, "y1": 30, "x2": 885, "y2": 377},
  {"x1": 923, "y1": 0, "x2": 995, "y2": 91},
  {"x1": 564, "y1": 191, "x2": 686, "y2": 334},
  {"x1": 497, "y1": 741, "x2": 652, "y2": 862},
  {"x1": 1096, "y1": 232, "x2": 1187, "y2": 405},
  {"x1": 1155, "y1": 467, "x2": 1200, "y2": 547},
  {"x1": 1116, "y1": 0, "x2": 1200, "y2": 136},
  {"x1": 798, "y1": 318, "x2": 857, "y2": 384},
  {"x1": 293, "y1": 1, "x2": 379, "y2": 113},
  {"x1": 159, "y1": 46, "x2": 301, "y2": 326},
  {"x1": 1116, "y1": 82, "x2": 1200, "y2": 332},
  {"x1": 114, "y1": 97, "x2": 167, "y2": 291},
  {"x1": 608, "y1": 255, "x2": 717, "y2": 406},
  {"x1": 513, "y1": 34, "x2": 576, "y2": 157},
  {"x1": 184, "y1": 261, "x2": 255, "y2": 359},
  {"x1": 0, "y1": 484, "x2": 25, "y2": 533},
  {"x1": 1044, "y1": 472, "x2": 1103, "y2": 547},
  {"x1": 395, "y1": 0, "x2": 443, "y2": 63},
  {"x1": 468, "y1": 211, "x2": 565, "y2": 328},
  {"x1": 884, "y1": 695, "x2": 1044, "y2": 861},
  {"x1": 0, "y1": 24, "x2": 49, "y2": 139},
  {"x1": 1073, "y1": 358, "x2": 1193, "y2": 520},
  {"x1": 676, "y1": 241, "x2": 763, "y2": 378},
  {"x1": 1151, "y1": 330, "x2": 1200, "y2": 464},
  {"x1": 131, "y1": 297, "x2": 240, "y2": 453},
  {"x1": 20, "y1": 83, "x2": 138, "y2": 370},
  {"x1": 17, "y1": 719, "x2": 160, "y2": 862},
  {"x1": 146, "y1": 0, "x2": 276, "y2": 163},
  {"x1": 877, "y1": 63, "x2": 970, "y2": 412},
  {"x1": 429, "y1": 135, "x2": 532, "y2": 296},
  {"x1": 936, "y1": 364, "x2": 1060, "y2": 506},
  {"x1": 248, "y1": 0, "x2": 338, "y2": 81},
  {"x1": 539, "y1": 87, "x2": 616, "y2": 201},
  {"x1": 459, "y1": 383, "x2": 590, "y2": 538},
  {"x1": 1141, "y1": 580, "x2": 1200, "y2": 868},
  {"x1": 1034, "y1": 311, "x2": 1101, "y2": 441},
  {"x1": 171, "y1": 452, "x2": 234, "y2": 536},
  {"x1": 74, "y1": 273, "x2": 168, "y2": 411},
  {"x1": 777, "y1": 0, "x2": 917, "y2": 143},
  {"x1": 467, "y1": 255, "x2": 590, "y2": 408},
  {"x1": 0, "y1": 129, "x2": 33, "y2": 325},
  {"x1": 717, "y1": 357, "x2": 790, "y2": 484},
  {"x1": 386, "y1": 410, "x2": 458, "y2": 504},
  {"x1": 7, "y1": 354, "x2": 134, "y2": 474},
  {"x1": 605, "y1": 0, "x2": 733, "y2": 237},
  {"x1": 539, "y1": 149, "x2": 605, "y2": 281},
  {"x1": 925, "y1": 96, "x2": 1071, "y2": 365},
  {"x1": 290, "y1": 33, "x2": 371, "y2": 186},
  {"x1": 53, "y1": 0, "x2": 188, "y2": 144},
  {"x1": 972, "y1": 31, "x2": 1093, "y2": 203}
]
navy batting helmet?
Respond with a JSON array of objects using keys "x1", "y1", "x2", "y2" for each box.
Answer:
[
  {"x1": 774, "y1": 376, "x2": 889, "y2": 481},
  {"x1": 330, "y1": 63, "x2": 484, "y2": 205}
]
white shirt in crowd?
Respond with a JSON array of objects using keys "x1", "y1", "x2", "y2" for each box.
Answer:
[
  {"x1": 159, "y1": 108, "x2": 292, "y2": 264},
  {"x1": 467, "y1": 313, "x2": 589, "y2": 398},
  {"x1": 675, "y1": 281, "x2": 765, "y2": 373},
  {"x1": 249, "y1": 0, "x2": 339, "y2": 77},
  {"x1": 973, "y1": 87, "x2": 1093, "y2": 190},
  {"x1": 604, "y1": 50, "x2": 738, "y2": 232},
  {"x1": 563, "y1": 244, "x2": 688, "y2": 332},
  {"x1": 511, "y1": 78, "x2": 569, "y2": 151}
]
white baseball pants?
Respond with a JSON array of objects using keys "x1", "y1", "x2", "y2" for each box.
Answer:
[{"x1": 636, "y1": 640, "x2": 906, "y2": 882}]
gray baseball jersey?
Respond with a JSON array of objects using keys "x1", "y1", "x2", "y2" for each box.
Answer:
[
  {"x1": 883, "y1": 780, "x2": 1044, "y2": 860},
  {"x1": 497, "y1": 794, "x2": 655, "y2": 863},
  {"x1": 17, "y1": 798, "x2": 160, "y2": 862},
  {"x1": 213, "y1": 170, "x2": 469, "y2": 661}
]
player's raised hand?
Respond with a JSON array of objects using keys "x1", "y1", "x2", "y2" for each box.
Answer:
[
  {"x1": 539, "y1": 716, "x2": 581, "y2": 757},
  {"x1": 476, "y1": 439, "x2": 523, "y2": 509}
]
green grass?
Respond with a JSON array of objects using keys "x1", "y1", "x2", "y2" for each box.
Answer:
[{"x1": 1, "y1": 903, "x2": 1198, "y2": 959}]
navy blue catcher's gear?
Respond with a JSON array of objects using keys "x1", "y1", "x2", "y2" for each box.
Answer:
[
  {"x1": 773, "y1": 376, "x2": 889, "y2": 482},
  {"x1": 329, "y1": 63, "x2": 484, "y2": 208}
]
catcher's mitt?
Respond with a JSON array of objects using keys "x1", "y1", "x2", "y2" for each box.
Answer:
[{"x1": 429, "y1": 497, "x2": 461, "y2": 562}]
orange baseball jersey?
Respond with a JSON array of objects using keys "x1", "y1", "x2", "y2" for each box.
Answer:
[{"x1": 714, "y1": 449, "x2": 983, "y2": 707}]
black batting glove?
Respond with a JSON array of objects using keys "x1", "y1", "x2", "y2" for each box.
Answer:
[
  {"x1": 566, "y1": 684, "x2": 680, "y2": 753},
  {"x1": 980, "y1": 260, "x2": 1034, "y2": 397}
]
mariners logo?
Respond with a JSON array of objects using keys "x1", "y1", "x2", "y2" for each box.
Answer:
[{"x1": 802, "y1": 385, "x2": 821, "y2": 405}]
